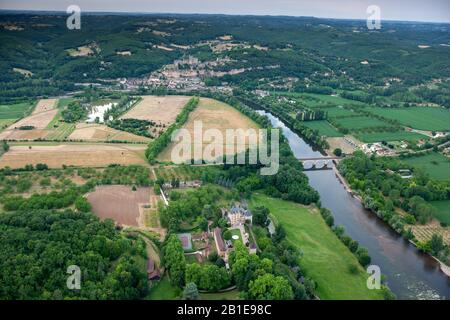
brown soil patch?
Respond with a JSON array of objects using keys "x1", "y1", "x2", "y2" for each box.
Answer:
[
  {"x1": 0, "y1": 144, "x2": 148, "y2": 169},
  {"x1": 32, "y1": 99, "x2": 58, "y2": 115},
  {"x1": 86, "y1": 185, "x2": 151, "y2": 227},
  {"x1": 120, "y1": 95, "x2": 190, "y2": 126},
  {"x1": 326, "y1": 137, "x2": 357, "y2": 155},
  {"x1": 68, "y1": 123, "x2": 151, "y2": 143}
]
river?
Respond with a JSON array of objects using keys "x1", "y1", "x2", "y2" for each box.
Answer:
[{"x1": 258, "y1": 110, "x2": 450, "y2": 300}]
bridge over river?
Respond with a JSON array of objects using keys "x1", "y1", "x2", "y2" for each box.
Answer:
[{"x1": 298, "y1": 156, "x2": 342, "y2": 171}]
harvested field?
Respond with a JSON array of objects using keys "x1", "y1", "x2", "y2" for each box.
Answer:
[
  {"x1": 68, "y1": 123, "x2": 151, "y2": 143},
  {"x1": 0, "y1": 144, "x2": 148, "y2": 169},
  {"x1": 32, "y1": 99, "x2": 58, "y2": 115},
  {"x1": 0, "y1": 108, "x2": 58, "y2": 140},
  {"x1": 157, "y1": 98, "x2": 259, "y2": 162},
  {"x1": 121, "y1": 95, "x2": 190, "y2": 126},
  {"x1": 86, "y1": 185, "x2": 151, "y2": 227}
]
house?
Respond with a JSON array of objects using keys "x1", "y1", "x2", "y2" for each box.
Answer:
[
  {"x1": 223, "y1": 203, "x2": 252, "y2": 226},
  {"x1": 147, "y1": 259, "x2": 161, "y2": 281},
  {"x1": 213, "y1": 227, "x2": 227, "y2": 257}
]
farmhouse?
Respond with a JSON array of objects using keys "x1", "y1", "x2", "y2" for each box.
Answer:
[{"x1": 361, "y1": 142, "x2": 394, "y2": 156}]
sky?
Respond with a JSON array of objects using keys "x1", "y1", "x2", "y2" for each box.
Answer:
[{"x1": 1, "y1": 0, "x2": 450, "y2": 23}]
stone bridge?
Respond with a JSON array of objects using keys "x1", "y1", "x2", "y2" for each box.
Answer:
[{"x1": 298, "y1": 157, "x2": 342, "y2": 171}]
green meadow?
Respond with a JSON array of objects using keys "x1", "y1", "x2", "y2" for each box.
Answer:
[
  {"x1": 366, "y1": 107, "x2": 450, "y2": 131},
  {"x1": 356, "y1": 131, "x2": 427, "y2": 143},
  {"x1": 0, "y1": 101, "x2": 34, "y2": 120},
  {"x1": 333, "y1": 116, "x2": 392, "y2": 130},
  {"x1": 302, "y1": 120, "x2": 343, "y2": 137},
  {"x1": 249, "y1": 194, "x2": 383, "y2": 300},
  {"x1": 402, "y1": 152, "x2": 450, "y2": 181}
]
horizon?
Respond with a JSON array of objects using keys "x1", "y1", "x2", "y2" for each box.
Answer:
[
  {"x1": 1, "y1": 8, "x2": 450, "y2": 25},
  {"x1": 0, "y1": 0, "x2": 449, "y2": 23}
]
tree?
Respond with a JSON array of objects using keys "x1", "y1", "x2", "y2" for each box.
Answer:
[
  {"x1": 248, "y1": 274, "x2": 294, "y2": 300},
  {"x1": 2, "y1": 140, "x2": 9, "y2": 152},
  {"x1": 333, "y1": 148, "x2": 342, "y2": 157},
  {"x1": 162, "y1": 234, "x2": 186, "y2": 287},
  {"x1": 75, "y1": 196, "x2": 91, "y2": 212},
  {"x1": 429, "y1": 234, "x2": 444, "y2": 255},
  {"x1": 183, "y1": 282, "x2": 200, "y2": 300},
  {"x1": 253, "y1": 206, "x2": 269, "y2": 227},
  {"x1": 356, "y1": 247, "x2": 371, "y2": 267}
]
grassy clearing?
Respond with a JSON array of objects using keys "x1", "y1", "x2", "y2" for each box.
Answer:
[
  {"x1": 57, "y1": 98, "x2": 75, "y2": 108},
  {"x1": 402, "y1": 152, "x2": 450, "y2": 181},
  {"x1": 430, "y1": 200, "x2": 450, "y2": 225},
  {"x1": 0, "y1": 119, "x2": 16, "y2": 131},
  {"x1": 355, "y1": 131, "x2": 427, "y2": 143},
  {"x1": 147, "y1": 276, "x2": 181, "y2": 300},
  {"x1": 333, "y1": 116, "x2": 392, "y2": 130},
  {"x1": 301, "y1": 120, "x2": 343, "y2": 137},
  {"x1": 366, "y1": 107, "x2": 450, "y2": 131},
  {"x1": 249, "y1": 194, "x2": 383, "y2": 300},
  {"x1": 200, "y1": 290, "x2": 241, "y2": 300},
  {"x1": 325, "y1": 107, "x2": 357, "y2": 118}
]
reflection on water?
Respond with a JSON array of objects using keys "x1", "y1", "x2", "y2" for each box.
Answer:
[{"x1": 258, "y1": 110, "x2": 450, "y2": 300}]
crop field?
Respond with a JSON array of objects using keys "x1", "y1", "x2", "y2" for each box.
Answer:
[
  {"x1": 355, "y1": 131, "x2": 427, "y2": 143},
  {"x1": 325, "y1": 107, "x2": 358, "y2": 118},
  {"x1": 0, "y1": 144, "x2": 148, "y2": 169},
  {"x1": 410, "y1": 220, "x2": 450, "y2": 245},
  {"x1": 249, "y1": 194, "x2": 383, "y2": 300},
  {"x1": 0, "y1": 108, "x2": 58, "y2": 140},
  {"x1": 302, "y1": 120, "x2": 343, "y2": 137},
  {"x1": 68, "y1": 123, "x2": 151, "y2": 143},
  {"x1": 366, "y1": 107, "x2": 450, "y2": 131},
  {"x1": 86, "y1": 185, "x2": 151, "y2": 227},
  {"x1": 0, "y1": 101, "x2": 35, "y2": 120},
  {"x1": 45, "y1": 122, "x2": 76, "y2": 140},
  {"x1": 157, "y1": 98, "x2": 259, "y2": 162},
  {"x1": 333, "y1": 116, "x2": 392, "y2": 130},
  {"x1": 121, "y1": 95, "x2": 190, "y2": 126},
  {"x1": 402, "y1": 152, "x2": 450, "y2": 181}
]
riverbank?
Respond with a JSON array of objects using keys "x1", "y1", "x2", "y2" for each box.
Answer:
[{"x1": 335, "y1": 162, "x2": 450, "y2": 280}]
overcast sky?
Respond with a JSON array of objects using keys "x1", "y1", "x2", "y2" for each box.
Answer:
[{"x1": 1, "y1": 0, "x2": 450, "y2": 23}]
